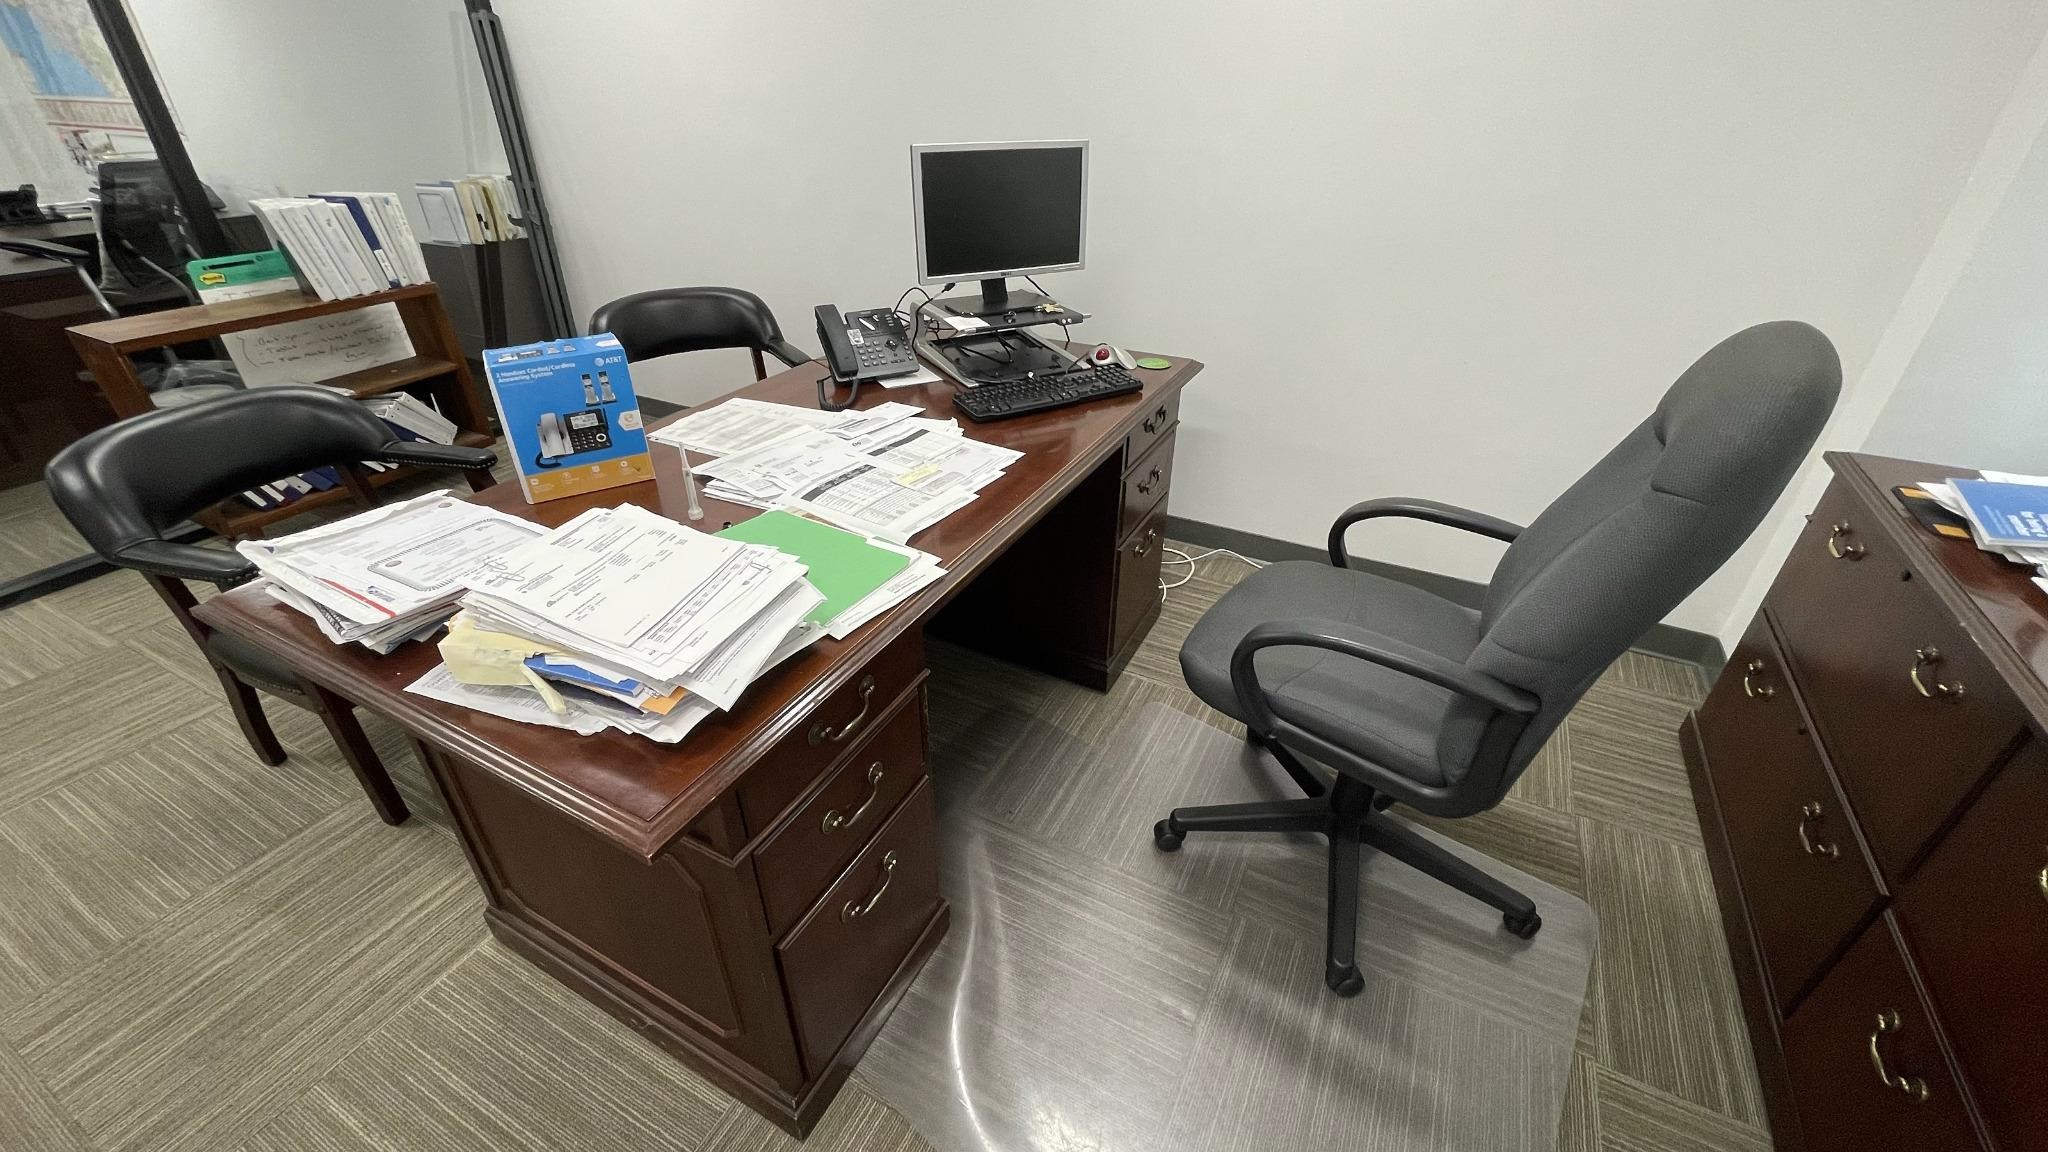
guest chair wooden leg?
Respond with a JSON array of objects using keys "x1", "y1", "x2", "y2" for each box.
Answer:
[
  {"x1": 215, "y1": 667, "x2": 286, "y2": 766},
  {"x1": 306, "y1": 682, "x2": 410, "y2": 826},
  {"x1": 464, "y1": 467, "x2": 497, "y2": 493}
]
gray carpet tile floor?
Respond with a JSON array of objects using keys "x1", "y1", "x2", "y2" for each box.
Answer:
[{"x1": 0, "y1": 537, "x2": 1771, "y2": 1151}]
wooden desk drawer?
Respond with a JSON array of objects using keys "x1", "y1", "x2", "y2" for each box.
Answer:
[
  {"x1": 1781, "y1": 912, "x2": 1985, "y2": 1152},
  {"x1": 1698, "y1": 615, "x2": 1885, "y2": 1012},
  {"x1": 1119, "y1": 429, "x2": 1175, "y2": 542},
  {"x1": 1112, "y1": 504, "x2": 1168, "y2": 656},
  {"x1": 778, "y1": 777, "x2": 941, "y2": 1075},
  {"x1": 1770, "y1": 487, "x2": 2027, "y2": 878},
  {"x1": 737, "y1": 629, "x2": 925, "y2": 837},
  {"x1": 756, "y1": 688, "x2": 928, "y2": 937},
  {"x1": 1123, "y1": 391, "x2": 1178, "y2": 469},
  {"x1": 1896, "y1": 735, "x2": 2048, "y2": 1149}
]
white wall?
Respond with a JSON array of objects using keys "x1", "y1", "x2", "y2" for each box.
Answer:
[
  {"x1": 128, "y1": 0, "x2": 504, "y2": 229},
  {"x1": 494, "y1": 0, "x2": 2048, "y2": 635},
  {"x1": 1862, "y1": 127, "x2": 2048, "y2": 473}
]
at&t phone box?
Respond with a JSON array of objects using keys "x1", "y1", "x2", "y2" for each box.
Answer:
[{"x1": 483, "y1": 333, "x2": 653, "y2": 503}]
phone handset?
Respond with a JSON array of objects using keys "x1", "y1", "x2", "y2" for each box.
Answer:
[
  {"x1": 535, "y1": 411, "x2": 567, "y2": 468},
  {"x1": 814, "y1": 304, "x2": 860, "y2": 412}
]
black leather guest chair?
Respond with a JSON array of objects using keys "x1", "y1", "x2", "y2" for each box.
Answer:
[
  {"x1": 44, "y1": 386, "x2": 498, "y2": 826},
  {"x1": 1154, "y1": 322, "x2": 1843, "y2": 995},
  {"x1": 587, "y1": 286, "x2": 810, "y2": 417}
]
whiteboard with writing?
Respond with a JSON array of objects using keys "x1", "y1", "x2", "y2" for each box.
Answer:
[{"x1": 225, "y1": 304, "x2": 415, "y2": 388}]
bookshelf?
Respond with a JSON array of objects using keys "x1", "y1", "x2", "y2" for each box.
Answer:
[{"x1": 66, "y1": 282, "x2": 499, "y2": 538}]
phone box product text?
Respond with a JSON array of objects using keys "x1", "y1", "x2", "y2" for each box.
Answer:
[{"x1": 484, "y1": 333, "x2": 653, "y2": 503}]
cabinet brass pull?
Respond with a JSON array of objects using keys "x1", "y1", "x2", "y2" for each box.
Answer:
[
  {"x1": 809, "y1": 675, "x2": 875, "y2": 746},
  {"x1": 842, "y1": 850, "x2": 898, "y2": 921},
  {"x1": 1797, "y1": 801, "x2": 1840, "y2": 859},
  {"x1": 1868, "y1": 1010, "x2": 1930, "y2": 1103},
  {"x1": 1141, "y1": 405, "x2": 1167, "y2": 435},
  {"x1": 822, "y1": 763, "x2": 884, "y2": 834},
  {"x1": 2037, "y1": 863, "x2": 2047, "y2": 905},
  {"x1": 1741, "y1": 658, "x2": 1774, "y2": 700},
  {"x1": 1137, "y1": 465, "x2": 1163, "y2": 496},
  {"x1": 1134, "y1": 528, "x2": 1158, "y2": 557},
  {"x1": 1828, "y1": 521, "x2": 1866, "y2": 560},
  {"x1": 1909, "y1": 647, "x2": 1965, "y2": 700}
]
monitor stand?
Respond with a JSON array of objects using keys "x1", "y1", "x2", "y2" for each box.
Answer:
[{"x1": 937, "y1": 277, "x2": 1053, "y2": 320}]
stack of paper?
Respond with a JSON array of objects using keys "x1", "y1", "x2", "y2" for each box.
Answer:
[
  {"x1": 236, "y1": 491, "x2": 544, "y2": 652},
  {"x1": 414, "y1": 504, "x2": 826, "y2": 743},
  {"x1": 651, "y1": 398, "x2": 1021, "y2": 543},
  {"x1": 1919, "y1": 472, "x2": 2048, "y2": 595}
]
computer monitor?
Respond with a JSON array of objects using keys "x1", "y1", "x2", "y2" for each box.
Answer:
[{"x1": 912, "y1": 140, "x2": 1087, "y2": 316}]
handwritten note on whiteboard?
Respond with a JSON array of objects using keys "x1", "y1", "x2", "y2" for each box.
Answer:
[{"x1": 225, "y1": 304, "x2": 415, "y2": 388}]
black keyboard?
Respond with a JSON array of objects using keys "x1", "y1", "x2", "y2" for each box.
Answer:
[{"x1": 951, "y1": 366, "x2": 1143, "y2": 422}]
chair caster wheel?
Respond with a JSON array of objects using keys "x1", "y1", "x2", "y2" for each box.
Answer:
[
  {"x1": 1504, "y1": 909, "x2": 1542, "y2": 940},
  {"x1": 1153, "y1": 820, "x2": 1184, "y2": 852},
  {"x1": 1325, "y1": 962, "x2": 1364, "y2": 997}
]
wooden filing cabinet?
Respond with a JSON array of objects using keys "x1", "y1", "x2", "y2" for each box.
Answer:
[
  {"x1": 421, "y1": 626, "x2": 946, "y2": 1134},
  {"x1": 1682, "y1": 452, "x2": 2048, "y2": 1152}
]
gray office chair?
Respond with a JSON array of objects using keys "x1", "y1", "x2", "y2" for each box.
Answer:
[{"x1": 1153, "y1": 320, "x2": 1841, "y2": 996}]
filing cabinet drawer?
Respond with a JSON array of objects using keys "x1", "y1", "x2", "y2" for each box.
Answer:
[
  {"x1": 1112, "y1": 504, "x2": 1168, "y2": 656},
  {"x1": 1123, "y1": 390, "x2": 1178, "y2": 469},
  {"x1": 737, "y1": 628, "x2": 926, "y2": 837},
  {"x1": 1698, "y1": 615, "x2": 1885, "y2": 1012},
  {"x1": 1118, "y1": 430, "x2": 1175, "y2": 542},
  {"x1": 756, "y1": 688, "x2": 928, "y2": 937},
  {"x1": 778, "y1": 777, "x2": 941, "y2": 1075},
  {"x1": 1781, "y1": 912, "x2": 1985, "y2": 1152},
  {"x1": 1769, "y1": 485, "x2": 2027, "y2": 878},
  {"x1": 1895, "y1": 735, "x2": 2048, "y2": 1148}
]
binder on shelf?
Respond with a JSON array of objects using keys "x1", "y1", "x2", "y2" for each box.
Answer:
[
  {"x1": 414, "y1": 183, "x2": 466, "y2": 244},
  {"x1": 315, "y1": 194, "x2": 403, "y2": 288}
]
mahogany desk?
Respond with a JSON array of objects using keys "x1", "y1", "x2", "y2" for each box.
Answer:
[{"x1": 192, "y1": 354, "x2": 1200, "y2": 1136}]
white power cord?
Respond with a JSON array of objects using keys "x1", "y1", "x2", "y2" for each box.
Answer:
[{"x1": 1159, "y1": 545, "x2": 1268, "y2": 593}]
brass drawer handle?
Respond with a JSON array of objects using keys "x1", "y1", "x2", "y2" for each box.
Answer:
[
  {"x1": 1741, "y1": 658, "x2": 1774, "y2": 700},
  {"x1": 809, "y1": 675, "x2": 875, "y2": 746},
  {"x1": 2037, "y1": 863, "x2": 2047, "y2": 904},
  {"x1": 1828, "y1": 521, "x2": 1866, "y2": 560},
  {"x1": 822, "y1": 763, "x2": 884, "y2": 834},
  {"x1": 1136, "y1": 465, "x2": 1163, "y2": 496},
  {"x1": 1868, "y1": 1010, "x2": 1930, "y2": 1103},
  {"x1": 841, "y1": 850, "x2": 898, "y2": 921},
  {"x1": 1141, "y1": 405, "x2": 1167, "y2": 435},
  {"x1": 1797, "y1": 801, "x2": 1840, "y2": 859},
  {"x1": 1909, "y1": 647, "x2": 1965, "y2": 700},
  {"x1": 1133, "y1": 528, "x2": 1158, "y2": 557}
]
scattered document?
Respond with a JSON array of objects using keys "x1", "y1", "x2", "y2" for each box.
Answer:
[
  {"x1": 650, "y1": 398, "x2": 841, "y2": 457},
  {"x1": 784, "y1": 460, "x2": 978, "y2": 544},
  {"x1": 650, "y1": 397, "x2": 1007, "y2": 542},
  {"x1": 1919, "y1": 473, "x2": 2048, "y2": 578}
]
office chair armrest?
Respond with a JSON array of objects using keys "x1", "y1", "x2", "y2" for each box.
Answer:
[
  {"x1": 0, "y1": 237, "x2": 94, "y2": 265},
  {"x1": 374, "y1": 440, "x2": 499, "y2": 472},
  {"x1": 1327, "y1": 498, "x2": 1523, "y2": 567},
  {"x1": 1230, "y1": 618, "x2": 1539, "y2": 730},
  {"x1": 763, "y1": 337, "x2": 811, "y2": 368},
  {"x1": 112, "y1": 539, "x2": 259, "y2": 588}
]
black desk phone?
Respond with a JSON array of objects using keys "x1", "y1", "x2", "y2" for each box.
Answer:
[{"x1": 814, "y1": 304, "x2": 918, "y2": 411}]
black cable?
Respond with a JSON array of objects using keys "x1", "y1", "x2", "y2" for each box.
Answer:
[{"x1": 1024, "y1": 274, "x2": 1053, "y2": 301}]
